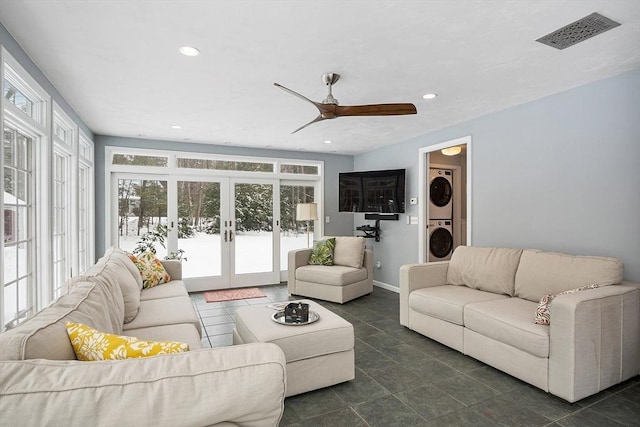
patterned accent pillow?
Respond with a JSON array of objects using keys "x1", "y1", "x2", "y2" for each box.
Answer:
[
  {"x1": 534, "y1": 283, "x2": 599, "y2": 325},
  {"x1": 308, "y1": 238, "x2": 336, "y2": 266},
  {"x1": 128, "y1": 252, "x2": 171, "y2": 289},
  {"x1": 66, "y1": 322, "x2": 189, "y2": 361}
]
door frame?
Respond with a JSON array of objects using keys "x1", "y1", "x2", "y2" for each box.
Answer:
[{"x1": 418, "y1": 135, "x2": 473, "y2": 263}]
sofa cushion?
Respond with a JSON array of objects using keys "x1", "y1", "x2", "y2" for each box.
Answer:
[
  {"x1": 140, "y1": 280, "x2": 188, "y2": 301},
  {"x1": 106, "y1": 247, "x2": 144, "y2": 290},
  {"x1": 308, "y1": 238, "x2": 336, "y2": 265},
  {"x1": 66, "y1": 322, "x2": 189, "y2": 360},
  {"x1": 465, "y1": 298, "x2": 549, "y2": 358},
  {"x1": 514, "y1": 250, "x2": 623, "y2": 302},
  {"x1": 76, "y1": 250, "x2": 140, "y2": 323},
  {"x1": 333, "y1": 236, "x2": 365, "y2": 268},
  {"x1": 122, "y1": 296, "x2": 201, "y2": 338},
  {"x1": 128, "y1": 252, "x2": 171, "y2": 289},
  {"x1": 447, "y1": 246, "x2": 523, "y2": 296},
  {"x1": 0, "y1": 281, "x2": 119, "y2": 360},
  {"x1": 295, "y1": 264, "x2": 367, "y2": 286},
  {"x1": 409, "y1": 285, "x2": 509, "y2": 325}
]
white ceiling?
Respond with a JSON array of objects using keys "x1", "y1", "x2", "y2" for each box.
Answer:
[{"x1": 0, "y1": 1, "x2": 638, "y2": 155}]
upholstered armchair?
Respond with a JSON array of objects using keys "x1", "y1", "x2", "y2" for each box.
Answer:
[{"x1": 287, "y1": 236, "x2": 373, "y2": 303}]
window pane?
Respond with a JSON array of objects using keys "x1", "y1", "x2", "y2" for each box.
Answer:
[
  {"x1": 112, "y1": 154, "x2": 168, "y2": 167},
  {"x1": 177, "y1": 158, "x2": 273, "y2": 172},
  {"x1": 3, "y1": 128, "x2": 14, "y2": 166},
  {"x1": 280, "y1": 185, "x2": 315, "y2": 271},
  {"x1": 177, "y1": 181, "x2": 221, "y2": 278},
  {"x1": 3, "y1": 80, "x2": 33, "y2": 117},
  {"x1": 280, "y1": 164, "x2": 319, "y2": 175},
  {"x1": 117, "y1": 179, "x2": 168, "y2": 258}
]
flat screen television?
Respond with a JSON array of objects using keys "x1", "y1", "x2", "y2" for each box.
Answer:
[{"x1": 339, "y1": 169, "x2": 406, "y2": 213}]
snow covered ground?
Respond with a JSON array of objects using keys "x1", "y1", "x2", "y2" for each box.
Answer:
[{"x1": 119, "y1": 231, "x2": 312, "y2": 278}]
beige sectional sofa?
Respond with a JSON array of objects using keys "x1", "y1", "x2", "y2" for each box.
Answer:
[
  {"x1": 400, "y1": 246, "x2": 640, "y2": 403},
  {"x1": 0, "y1": 247, "x2": 287, "y2": 426}
]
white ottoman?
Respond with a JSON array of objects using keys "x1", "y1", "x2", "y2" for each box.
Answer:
[{"x1": 233, "y1": 300, "x2": 354, "y2": 397}]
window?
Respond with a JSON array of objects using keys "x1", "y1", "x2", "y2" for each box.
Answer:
[
  {"x1": 78, "y1": 131, "x2": 94, "y2": 273},
  {"x1": 3, "y1": 80, "x2": 33, "y2": 117},
  {"x1": 280, "y1": 164, "x2": 319, "y2": 175},
  {"x1": 177, "y1": 157, "x2": 274, "y2": 172},
  {"x1": 1, "y1": 49, "x2": 49, "y2": 331},
  {"x1": 51, "y1": 104, "x2": 76, "y2": 297},
  {"x1": 3, "y1": 125, "x2": 34, "y2": 329},
  {"x1": 112, "y1": 154, "x2": 168, "y2": 167}
]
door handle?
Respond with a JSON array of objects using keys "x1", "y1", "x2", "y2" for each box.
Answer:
[
  {"x1": 229, "y1": 230, "x2": 234, "y2": 242},
  {"x1": 224, "y1": 230, "x2": 228, "y2": 242}
]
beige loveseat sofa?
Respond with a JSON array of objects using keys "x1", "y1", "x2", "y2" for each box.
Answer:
[
  {"x1": 288, "y1": 236, "x2": 373, "y2": 303},
  {"x1": 0, "y1": 247, "x2": 286, "y2": 426},
  {"x1": 400, "y1": 246, "x2": 640, "y2": 403}
]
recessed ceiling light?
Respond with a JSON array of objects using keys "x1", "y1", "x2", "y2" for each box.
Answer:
[
  {"x1": 171, "y1": 125, "x2": 182, "y2": 129},
  {"x1": 324, "y1": 140, "x2": 332, "y2": 144},
  {"x1": 422, "y1": 93, "x2": 438, "y2": 100},
  {"x1": 179, "y1": 46, "x2": 200, "y2": 56}
]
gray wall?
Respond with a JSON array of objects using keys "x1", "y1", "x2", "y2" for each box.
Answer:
[
  {"x1": 356, "y1": 70, "x2": 640, "y2": 286},
  {"x1": 94, "y1": 136, "x2": 354, "y2": 256},
  {"x1": 0, "y1": 22, "x2": 92, "y2": 137}
]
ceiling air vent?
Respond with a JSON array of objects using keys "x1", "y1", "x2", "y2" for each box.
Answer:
[{"x1": 536, "y1": 12, "x2": 621, "y2": 50}]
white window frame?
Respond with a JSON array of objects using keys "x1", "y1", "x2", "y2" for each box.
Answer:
[
  {"x1": 1, "y1": 47, "x2": 50, "y2": 331},
  {"x1": 104, "y1": 147, "x2": 324, "y2": 271},
  {"x1": 78, "y1": 130, "x2": 94, "y2": 273},
  {"x1": 51, "y1": 102, "x2": 77, "y2": 297}
]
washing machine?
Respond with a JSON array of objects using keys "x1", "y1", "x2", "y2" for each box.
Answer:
[
  {"x1": 429, "y1": 219, "x2": 453, "y2": 262},
  {"x1": 429, "y1": 168, "x2": 453, "y2": 219}
]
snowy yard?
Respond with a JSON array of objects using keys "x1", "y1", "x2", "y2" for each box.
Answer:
[{"x1": 119, "y1": 231, "x2": 312, "y2": 278}]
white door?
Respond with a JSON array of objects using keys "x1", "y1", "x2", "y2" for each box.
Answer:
[{"x1": 172, "y1": 177, "x2": 279, "y2": 291}]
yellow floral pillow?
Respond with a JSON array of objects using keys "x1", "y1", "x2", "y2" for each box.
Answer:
[
  {"x1": 66, "y1": 322, "x2": 189, "y2": 361},
  {"x1": 127, "y1": 252, "x2": 171, "y2": 288}
]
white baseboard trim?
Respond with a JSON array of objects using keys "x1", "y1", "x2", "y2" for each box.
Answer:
[{"x1": 373, "y1": 280, "x2": 399, "y2": 293}]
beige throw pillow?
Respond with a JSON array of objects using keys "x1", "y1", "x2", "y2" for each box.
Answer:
[{"x1": 333, "y1": 236, "x2": 366, "y2": 268}]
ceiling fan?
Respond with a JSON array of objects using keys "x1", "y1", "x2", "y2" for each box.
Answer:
[{"x1": 274, "y1": 73, "x2": 417, "y2": 134}]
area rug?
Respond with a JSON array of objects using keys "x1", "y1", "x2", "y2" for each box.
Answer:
[{"x1": 204, "y1": 287, "x2": 267, "y2": 303}]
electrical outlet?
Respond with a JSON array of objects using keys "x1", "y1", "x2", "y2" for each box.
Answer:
[{"x1": 325, "y1": 216, "x2": 330, "y2": 223}]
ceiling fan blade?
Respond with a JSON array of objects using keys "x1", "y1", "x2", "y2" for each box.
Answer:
[
  {"x1": 274, "y1": 83, "x2": 322, "y2": 109},
  {"x1": 291, "y1": 114, "x2": 326, "y2": 134},
  {"x1": 335, "y1": 103, "x2": 417, "y2": 117}
]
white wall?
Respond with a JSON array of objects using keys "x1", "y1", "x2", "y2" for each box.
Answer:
[{"x1": 356, "y1": 70, "x2": 640, "y2": 286}]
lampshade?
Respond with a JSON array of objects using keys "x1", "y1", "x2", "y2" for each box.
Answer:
[
  {"x1": 296, "y1": 203, "x2": 318, "y2": 221},
  {"x1": 441, "y1": 146, "x2": 462, "y2": 156}
]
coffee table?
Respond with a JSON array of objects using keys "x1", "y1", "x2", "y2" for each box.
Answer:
[{"x1": 233, "y1": 299, "x2": 354, "y2": 397}]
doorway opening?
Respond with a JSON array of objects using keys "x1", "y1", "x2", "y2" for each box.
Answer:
[{"x1": 418, "y1": 136, "x2": 472, "y2": 263}]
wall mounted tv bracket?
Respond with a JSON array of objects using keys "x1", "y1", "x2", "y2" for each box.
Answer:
[{"x1": 356, "y1": 220, "x2": 381, "y2": 242}]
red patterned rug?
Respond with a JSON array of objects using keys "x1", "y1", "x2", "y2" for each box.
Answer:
[{"x1": 204, "y1": 287, "x2": 267, "y2": 303}]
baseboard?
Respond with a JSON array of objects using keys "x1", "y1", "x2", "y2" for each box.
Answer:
[{"x1": 373, "y1": 280, "x2": 399, "y2": 293}]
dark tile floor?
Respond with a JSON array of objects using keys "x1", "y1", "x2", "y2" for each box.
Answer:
[{"x1": 190, "y1": 284, "x2": 640, "y2": 427}]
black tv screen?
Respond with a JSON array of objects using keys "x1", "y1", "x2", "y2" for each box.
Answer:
[{"x1": 339, "y1": 169, "x2": 405, "y2": 213}]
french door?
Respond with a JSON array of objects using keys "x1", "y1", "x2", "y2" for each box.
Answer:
[
  {"x1": 113, "y1": 174, "x2": 279, "y2": 291},
  {"x1": 174, "y1": 177, "x2": 279, "y2": 291}
]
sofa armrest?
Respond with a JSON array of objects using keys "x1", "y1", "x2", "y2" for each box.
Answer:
[
  {"x1": 0, "y1": 343, "x2": 286, "y2": 427},
  {"x1": 287, "y1": 248, "x2": 312, "y2": 295},
  {"x1": 399, "y1": 262, "x2": 449, "y2": 326},
  {"x1": 160, "y1": 259, "x2": 182, "y2": 281},
  {"x1": 549, "y1": 284, "x2": 640, "y2": 402},
  {"x1": 363, "y1": 249, "x2": 373, "y2": 281}
]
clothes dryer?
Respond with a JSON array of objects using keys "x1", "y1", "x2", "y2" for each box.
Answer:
[
  {"x1": 428, "y1": 219, "x2": 453, "y2": 262},
  {"x1": 429, "y1": 168, "x2": 453, "y2": 219}
]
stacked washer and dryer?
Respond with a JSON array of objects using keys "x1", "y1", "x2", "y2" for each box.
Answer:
[{"x1": 428, "y1": 168, "x2": 454, "y2": 262}]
